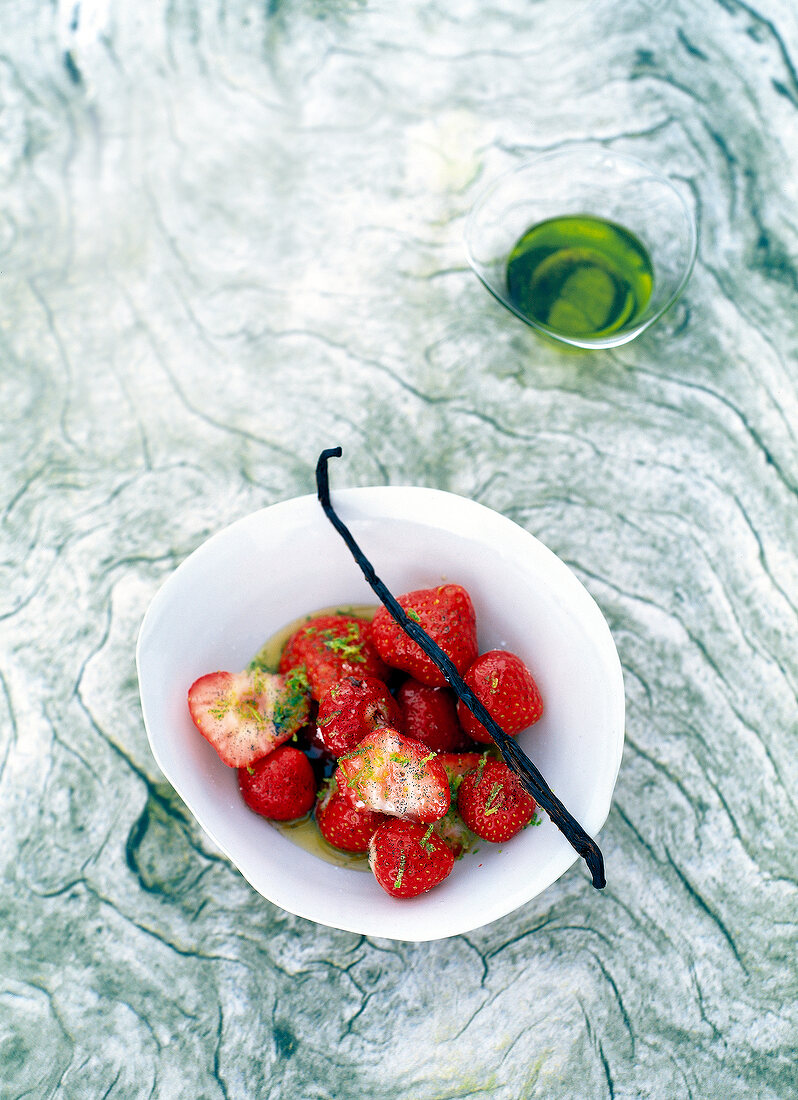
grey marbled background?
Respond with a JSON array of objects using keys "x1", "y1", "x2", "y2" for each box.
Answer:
[{"x1": 1, "y1": 0, "x2": 797, "y2": 1097}]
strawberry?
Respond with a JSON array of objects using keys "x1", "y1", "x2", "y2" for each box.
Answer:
[
  {"x1": 187, "y1": 666, "x2": 311, "y2": 767},
  {"x1": 433, "y1": 751, "x2": 485, "y2": 857},
  {"x1": 335, "y1": 727, "x2": 450, "y2": 823},
  {"x1": 456, "y1": 649, "x2": 543, "y2": 744},
  {"x1": 457, "y1": 758, "x2": 537, "y2": 842},
  {"x1": 317, "y1": 675, "x2": 403, "y2": 757},
  {"x1": 315, "y1": 779, "x2": 387, "y2": 852},
  {"x1": 371, "y1": 584, "x2": 478, "y2": 688},
  {"x1": 279, "y1": 613, "x2": 389, "y2": 701},
  {"x1": 368, "y1": 818, "x2": 455, "y2": 898},
  {"x1": 237, "y1": 744, "x2": 317, "y2": 820},
  {"x1": 396, "y1": 679, "x2": 467, "y2": 752},
  {"x1": 437, "y1": 751, "x2": 485, "y2": 782},
  {"x1": 433, "y1": 807, "x2": 478, "y2": 859}
]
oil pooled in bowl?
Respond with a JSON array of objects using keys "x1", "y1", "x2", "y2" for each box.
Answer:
[
  {"x1": 505, "y1": 214, "x2": 653, "y2": 339},
  {"x1": 273, "y1": 813, "x2": 370, "y2": 870}
]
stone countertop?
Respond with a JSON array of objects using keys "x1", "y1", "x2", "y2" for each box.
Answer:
[{"x1": 2, "y1": 1, "x2": 797, "y2": 1097}]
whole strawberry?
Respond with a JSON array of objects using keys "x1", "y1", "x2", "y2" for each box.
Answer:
[
  {"x1": 437, "y1": 751, "x2": 485, "y2": 781},
  {"x1": 315, "y1": 780, "x2": 387, "y2": 852},
  {"x1": 456, "y1": 649, "x2": 543, "y2": 744},
  {"x1": 279, "y1": 613, "x2": 389, "y2": 700},
  {"x1": 237, "y1": 744, "x2": 317, "y2": 821},
  {"x1": 317, "y1": 675, "x2": 403, "y2": 757},
  {"x1": 396, "y1": 679, "x2": 467, "y2": 753},
  {"x1": 335, "y1": 727, "x2": 450, "y2": 823},
  {"x1": 369, "y1": 818, "x2": 455, "y2": 898},
  {"x1": 371, "y1": 584, "x2": 478, "y2": 687},
  {"x1": 457, "y1": 758, "x2": 537, "y2": 842}
]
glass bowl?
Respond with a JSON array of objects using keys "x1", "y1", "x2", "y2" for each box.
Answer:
[
  {"x1": 464, "y1": 144, "x2": 697, "y2": 350},
  {"x1": 137, "y1": 487, "x2": 625, "y2": 941}
]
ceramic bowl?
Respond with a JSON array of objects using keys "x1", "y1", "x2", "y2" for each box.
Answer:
[{"x1": 137, "y1": 487, "x2": 625, "y2": 941}]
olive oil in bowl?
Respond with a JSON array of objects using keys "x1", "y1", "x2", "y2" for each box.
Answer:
[{"x1": 505, "y1": 215, "x2": 654, "y2": 341}]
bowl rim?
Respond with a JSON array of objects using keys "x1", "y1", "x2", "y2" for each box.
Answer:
[
  {"x1": 137, "y1": 485, "x2": 626, "y2": 940},
  {"x1": 464, "y1": 142, "x2": 698, "y2": 350}
]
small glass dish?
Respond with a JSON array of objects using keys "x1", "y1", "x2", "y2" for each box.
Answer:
[{"x1": 465, "y1": 144, "x2": 697, "y2": 350}]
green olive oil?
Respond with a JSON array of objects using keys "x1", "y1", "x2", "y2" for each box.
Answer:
[{"x1": 505, "y1": 214, "x2": 654, "y2": 340}]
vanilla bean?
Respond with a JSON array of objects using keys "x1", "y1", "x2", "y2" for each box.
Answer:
[{"x1": 315, "y1": 447, "x2": 606, "y2": 889}]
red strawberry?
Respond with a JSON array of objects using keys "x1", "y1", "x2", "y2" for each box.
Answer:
[
  {"x1": 317, "y1": 675, "x2": 403, "y2": 757},
  {"x1": 188, "y1": 667, "x2": 311, "y2": 767},
  {"x1": 437, "y1": 751, "x2": 485, "y2": 782},
  {"x1": 457, "y1": 758, "x2": 537, "y2": 842},
  {"x1": 371, "y1": 585, "x2": 478, "y2": 687},
  {"x1": 279, "y1": 613, "x2": 389, "y2": 700},
  {"x1": 368, "y1": 818, "x2": 455, "y2": 898},
  {"x1": 396, "y1": 679, "x2": 467, "y2": 752},
  {"x1": 237, "y1": 744, "x2": 317, "y2": 820},
  {"x1": 456, "y1": 650, "x2": 543, "y2": 744},
  {"x1": 315, "y1": 779, "x2": 387, "y2": 852},
  {"x1": 433, "y1": 751, "x2": 486, "y2": 857},
  {"x1": 335, "y1": 727, "x2": 450, "y2": 823}
]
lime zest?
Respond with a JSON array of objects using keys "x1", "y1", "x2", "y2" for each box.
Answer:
[
  {"x1": 474, "y1": 754, "x2": 489, "y2": 786},
  {"x1": 208, "y1": 696, "x2": 232, "y2": 722},
  {"x1": 321, "y1": 622, "x2": 367, "y2": 662},
  {"x1": 483, "y1": 782, "x2": 503, "y2": 816},
  {"x1": 393, "y1": 852, "x2": 407, "y2": 889},
  {"x1": 339, "y1": 744, "x2": 373, "y2": 762},
  {"x1": 237, "y1": 700, "x2": 266, "y2": 728}
]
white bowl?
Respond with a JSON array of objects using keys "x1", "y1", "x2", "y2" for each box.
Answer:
[{"x1": 137, "y1": 487, "x2": 625, "y2": 941}]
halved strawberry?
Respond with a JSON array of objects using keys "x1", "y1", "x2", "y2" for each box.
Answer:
[
  {"x1": 317, "y1": 675, "x2": 403, "y2": 757},
  {"x1": 371, "y1": 585, "x2": 478, "y2": 687},
  {"x1": 456, "y1": 650, "x2": 543, "y2": 744},
  {"x1": 279, "y1": 613, "x2": 389, "y2": 700},
  {"x1": 396, "y1": 679, "x2": 467, "y2": 752},
  {"x1": 315, "y1": 778, "x2": 387, "y2": 852},
  {"x1": 237, "y1": 744, "x2": 317, "y2": 820},
  {"x1": 187, "y1": 667, "x2": 310, "y2": 767},
  {"x1": 457, "y1": 758, "x2": 537, "y2": 842},
  {"x1": 369, "y1": 818, "x2": 455, "y2": 898},
  {"x1": 335, "y1": 727, "x2": 450, "y2": 823}
]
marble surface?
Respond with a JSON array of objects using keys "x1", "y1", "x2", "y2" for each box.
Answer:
[{"x1": 2, "y1": 0, "x2": 797, "y2": 1096}]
